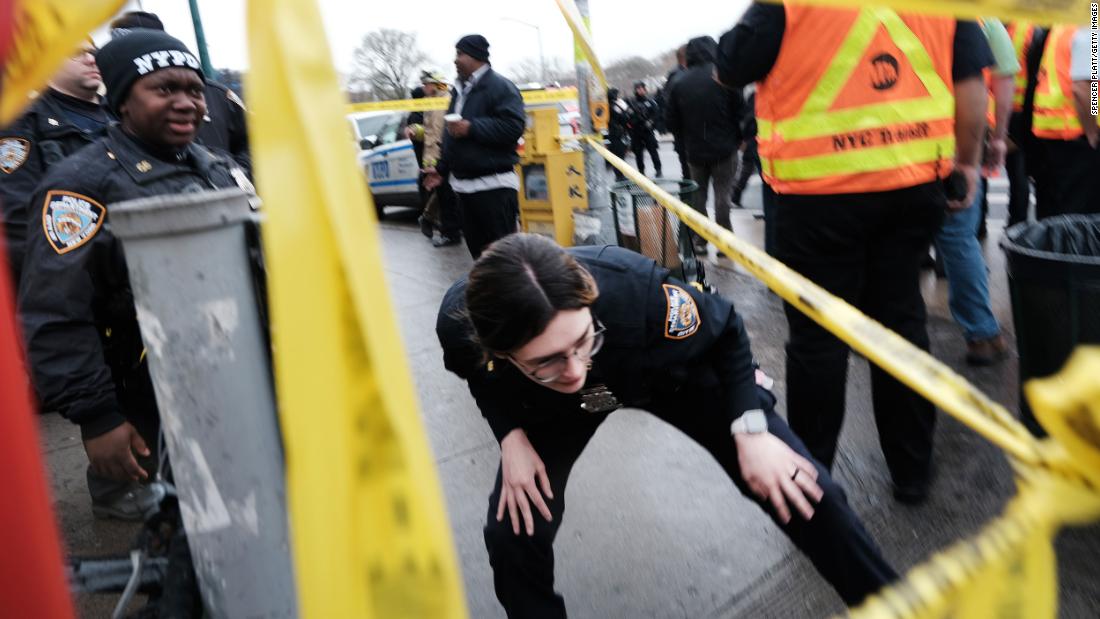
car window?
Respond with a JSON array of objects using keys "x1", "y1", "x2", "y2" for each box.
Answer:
[
  {"x1": 377, "y1": 114, "x2": 404, "y2": 145},
  {"x1": 355, "y1": 115, "x2": 390, "y2": 141}
]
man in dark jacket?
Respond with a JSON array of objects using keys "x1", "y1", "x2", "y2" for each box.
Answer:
[
  {"x1": 665, "y1": 45, "x2": 691, "y2": 180},
  {"x1": 665, "y1": 36, "x2": 743, "y2": 239},
  {"x1": 424, "y1": 34, "x2": 526, "y2": 258},
  {"x1": 0, "y1": 40, "x2": 111, "y2": 284},
  {"x1": 109, "y1": 11, "x2": 252, "y2": 176},
  {"x1": 19, "y1": 30, "x2": 250, "y2": 520},
  {"x1": 627, "y1": 81, "x2": 663, "y2": 177},
  {"x1": 606, "y1": 88, "x2": 631, "y2": 181}
]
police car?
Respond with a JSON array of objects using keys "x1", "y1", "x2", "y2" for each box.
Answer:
[{"x1": 350, "y1": 111, "x2": 421, "y2": 219}]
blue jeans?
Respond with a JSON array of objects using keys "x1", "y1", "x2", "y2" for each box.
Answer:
[{"x1": 934, "y1": 182, "x2": 1000, "y2": 341}]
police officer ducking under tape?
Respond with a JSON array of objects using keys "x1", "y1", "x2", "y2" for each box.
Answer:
[
  {"x1": 437, "y1": 234, "x2": 897, "y2": 618},
  {"x1": 0, "y1": 40, "x2": 110, "y2": 285},
  {"x1": 19, "y1": 30, "x2": 251, "y2": 520},
  {"x1": 717, "y1": 3, "x2": 994, "y2": 504}
]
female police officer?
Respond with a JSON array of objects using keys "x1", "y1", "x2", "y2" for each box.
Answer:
[
  {"x1": 437, "y1": 233, "x2": 897, "y2": 617},
  {"x1": 18, "y1": 30, "x2": 248, "y2": 519}
]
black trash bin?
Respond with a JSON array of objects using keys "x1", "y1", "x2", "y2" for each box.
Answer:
[
  {"x1": 1001, "y1": 214, "x2": 1100, "y2": 435},
  {"x1": 610, "y1": 179, "x2": 703, "y2": 284}
]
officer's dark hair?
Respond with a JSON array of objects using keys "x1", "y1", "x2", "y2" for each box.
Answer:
[{"x1": 466, "y1": 233, "x2": 599, "y2": 354}]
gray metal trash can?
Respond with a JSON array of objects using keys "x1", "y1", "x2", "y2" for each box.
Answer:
[
  {"x1": 610, "y1": 179, "x2": 702, "y2": 284},
  {"x1": 1001, "y1": 214, "x2": 1100, "y2": 435}
]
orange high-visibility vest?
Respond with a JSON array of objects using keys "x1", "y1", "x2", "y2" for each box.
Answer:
[
  {"x1": 1033, "y1": 25, "x2": 1097, "y2": 140},
  {"x1": 756, "y1": 4, "x2": 956, "y2": 195},
  {"x1": 1005, "y1": 21, "x2": 1034, "y2": 113}
]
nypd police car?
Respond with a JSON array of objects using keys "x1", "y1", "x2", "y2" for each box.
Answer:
[{"x1": 350, "y1": 111, "x2": 421, "y2": 218}]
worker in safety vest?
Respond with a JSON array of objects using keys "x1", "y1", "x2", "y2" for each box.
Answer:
[
  {"x1": 716, "y1": 2, "x2": 994, "y2": 505},
  {"x1": 1003, "y1": 21, "x2": 1037, "y2": 227},
  {"x1": 1029, "y1": 24, "x2": 1100, "y2": 218}
]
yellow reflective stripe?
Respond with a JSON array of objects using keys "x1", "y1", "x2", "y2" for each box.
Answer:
[
  {"x1": 772, "y1": 7, "x2": 952, "y2": 142},
  {"x1": 765, "y1": 98, "x2": 952, "y2": 141},
  {"x1": 761, "y1": 136, "x2": 955, "y2": 181},
  {"x1": 1033, "y1": 115, "x2": 1084, "y2": 131}
]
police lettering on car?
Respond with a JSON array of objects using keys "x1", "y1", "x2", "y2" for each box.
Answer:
[
  {"x1": 436, "y1": 234, "x2": 898, "y2": 617},
  {"x1": 18, "y1": 30, "x2": 249, "y2": 521}
]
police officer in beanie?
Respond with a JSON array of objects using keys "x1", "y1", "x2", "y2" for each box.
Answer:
[
  {"x1": 0, "y1": 39, "x2": 111, "y2": 285},
  {"x1": 109, "y1": 11, "x2": 252, "y2": 177},
  {"x1": 18, "y1": 30, "x2": 250, "y2": 519},
  {"x1": 424, "y1": 34, "x2": 526, "y2": 258}
]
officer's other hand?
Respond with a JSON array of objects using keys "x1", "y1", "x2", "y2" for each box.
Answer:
[
  {"x1": 423, "y1": 169, "x2": 443, "y2": 191},
  {"x1": 446, "y1": 119, "x2": 471, "y2": 138},
  {"x1": 947, "y1": 163, "x2": 978, "y2": 211},
  {"x1": 498, "y1": 428, "x2": 554, "y2": 536},
  {"x1": 734, "y1": 432, "x2": 822, "y2": 524},
  {"x1": 84, "y1": 421, "x2": 150, "y2": 482}
]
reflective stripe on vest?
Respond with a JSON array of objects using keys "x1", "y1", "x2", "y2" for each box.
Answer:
[
  {"x1": 1033, "y1": 25, "x2": 1098, "y2": 140},
  {"x1": 756, "y1": 5, "x2": 955, "y2": 195},
  {"x1": 1006, "y1": 21, "x2": 1034, "y2": 112}
]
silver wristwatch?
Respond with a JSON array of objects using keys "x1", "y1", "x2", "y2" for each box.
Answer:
[{"x1": 730, "y1": 409, "x2": 768, "y2": 435}]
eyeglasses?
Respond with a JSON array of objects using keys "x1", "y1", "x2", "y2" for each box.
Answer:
[{"x1": 511, "y1": 319, "x2": 606, "y2": 383}]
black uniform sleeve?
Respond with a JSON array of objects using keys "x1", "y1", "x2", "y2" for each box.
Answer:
[
  {"x1": 225, "y1": 96, "x2": 252, "y2": 177},
  {"x1": 18, "y1": 167, "x2": 126, "y2": 439},
  {"x1": 953, "y1": 21, "x2": 995, "y2": 81},
  {"x1": 715, "y1": 2, "x2": 786, "y2": 90},
  {"x1": 645, "y1": 274, "x2": 761, "y2": 426},
  {"x1": 468, "y1": 78, "x2": 526, "y2": 148},
  {"x1": 0, "y1": 119, "x2": 47, "y2": 271},
  {"x1": 436, "y1": 281, "x2": 521, "y2": 442}
]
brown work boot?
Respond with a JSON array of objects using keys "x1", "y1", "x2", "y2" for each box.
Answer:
[{"x1": 965, "y1": 334, "x2": 1009, "y2": 366}]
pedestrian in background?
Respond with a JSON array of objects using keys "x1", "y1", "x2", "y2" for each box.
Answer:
[
  {"x1": 606, "y1": 87, "x2": 631, "y2": 181},
  {"x1": 627, "y1": 81, "x2": 663, "y2": 177},
  {"x1": 409, "y1": 71, "x2": 463, "y2": 247},
  {"x1": 665, "y1": 45, "x2": 691, "y2": 180},
  {"x1": 665, "y1": 35, "x2": 744, "y2": 250},
  {"x1": 718, "y1": 2, "x2": 993, "y2": 504},
  {"x1": 424, "y1": 35, "x2": 526, "y2": 258}
]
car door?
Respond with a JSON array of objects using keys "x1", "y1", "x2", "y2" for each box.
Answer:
[{"x1": 362, "y1": 112, "x2": 420, "y2": 206}]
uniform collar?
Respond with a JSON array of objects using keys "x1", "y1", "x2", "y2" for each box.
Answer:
[
  {"x1": 105, "y1": 125, "x2": 210, "y2": 186},
  {"x1": 33, "y1": 89, "x2": 104, "y2": 138}
]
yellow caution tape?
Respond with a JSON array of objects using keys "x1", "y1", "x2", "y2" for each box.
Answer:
[
  {"x1": 1, "y1": 0, "x2": 126, "y2": 124},
  {"x1": 585, "y1": 135, "x2": 1058, "y2": 471},
  {"x1": 769, "y1": 0, "x2": 1088, "y2": 24},
  {"x1": 554, "y1": 0, "x2": 609, "y2": 93},
  {"x1": 347, "y1": 87, "x2": 579, "y2": 114},
  {"x1": 1026, "y1": 348, "x2": 1100, "y2": 487},
  {"x1": 248, "y1": 0, "x2": 467, "y2": 617}
]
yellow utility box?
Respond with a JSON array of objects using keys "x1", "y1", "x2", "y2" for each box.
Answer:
[{"x1": 516, "y1": 108, "x2": 587, "y2": 246}]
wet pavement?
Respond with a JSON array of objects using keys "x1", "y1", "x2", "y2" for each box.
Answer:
[{"x1": 41, "y1": 144, "x2": 1100, "y2": 617}]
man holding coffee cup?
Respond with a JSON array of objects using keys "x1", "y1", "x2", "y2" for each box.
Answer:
[{"x1": 423, "y1": 34, "x2": 526, "y2": 258}]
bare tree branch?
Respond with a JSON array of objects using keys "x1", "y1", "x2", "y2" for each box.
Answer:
[{"x1": 348, "y1": 29, "x2": 431, "y2": 100}]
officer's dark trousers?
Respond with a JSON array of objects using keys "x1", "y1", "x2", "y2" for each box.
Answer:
[
  {"x1": 1004, "y1": 148, "x2": 1031, "y2": 227},
  {"x1": 631, "y1": 131, "x2": 662, "y2": 176},
  {"x1": 483, "y1": 392, "x2": 897, "y2": 618},
  {"x1": 1033, "y1": 138, "x2": 1100, "y2": 219},
  {"x1": 455, "y1": 187, "x2": 519, "y2": 259},
  {"x1": 775, "y1": 183, "x2": 944, "y2": 489}
]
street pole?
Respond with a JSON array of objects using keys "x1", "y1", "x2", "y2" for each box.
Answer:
[
  {"x1": 502, "y1": 18, "x2": 547, "y2": 85},
  {"x1": 187, "y1": 0, "x2": 216, "y2": 79},
  {"x1": 574, "y1": 0, "x2": 615, "y2": 244}
]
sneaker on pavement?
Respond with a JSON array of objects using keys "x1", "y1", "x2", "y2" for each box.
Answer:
[
  {"x1": 966, "y1": 334, "x2": 1009, "y2": 366},
  {"x1": 432, "y1": 235, "x2": 462, "y2": 248},
  {"x1": 92, "y1": 482, "x2": 167, "y2": 521}
]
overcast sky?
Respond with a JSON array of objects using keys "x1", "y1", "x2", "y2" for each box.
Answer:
[{"x1": 100, "y1": 0, "x2": 753, "y2": 78}]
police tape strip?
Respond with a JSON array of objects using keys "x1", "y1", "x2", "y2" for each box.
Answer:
[
  {"x1": 554, "y1": 0, "x2": 609, "y2": 93},
  {"x1": 347, "y1": 87, "x2": 579, "y2": 114},
  {"x1": 769, "y1": 0, "x2": 1089, "y2": 24},
  {"x1": 0, "y1": 0, "x2": 126, "y2": 124},
  {"x1": 582, "y1": 135, "x2": 1061, "y2": 472},
  {"x1": 250, "y1": 0, "x2": 467, "y2": 616}
]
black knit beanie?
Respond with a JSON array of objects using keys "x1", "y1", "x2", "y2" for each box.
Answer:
[
  {"x1": 456, "y1": 34, "x2": 490, "y2": 62},
  {"x1": 95, "y1": 29, "x2": 204, "y2": 115}
]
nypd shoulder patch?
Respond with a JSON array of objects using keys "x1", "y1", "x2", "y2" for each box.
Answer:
[
  {"x1": 0, "y1": 137, "x2": 30, "y2": 174},
  {"x1": 662, "y1": 284, "x2": 700, "y2": 340},
  {"x1": 42, "y1": 190, "x2": 106, "y2": 255}
]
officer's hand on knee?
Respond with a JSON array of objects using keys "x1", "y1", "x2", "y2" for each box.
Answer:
[
  {"x1": 83, "y1": 421, "x2": 150, "y2": 482},
  {"x1": 734, "y1": 432, "x2": 823, "y2": 524},
  {"x1": 498, "y1": 428, "x2": 554, "y2": 536}
]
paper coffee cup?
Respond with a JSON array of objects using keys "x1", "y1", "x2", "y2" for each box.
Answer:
[{"x1": 444, "y1": 113, "x2": 462, "y2": 123}]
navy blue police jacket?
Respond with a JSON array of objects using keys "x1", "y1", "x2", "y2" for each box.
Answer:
[
  {"x1": 18, "y1": 124, "x2": 244, "y2": 439},
  {"x1": 437, "y1": 68, "x2": 525, "y2": 181},
  {"x1": 437, "y1": 245, "x2": 764, "y2": 442}
]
